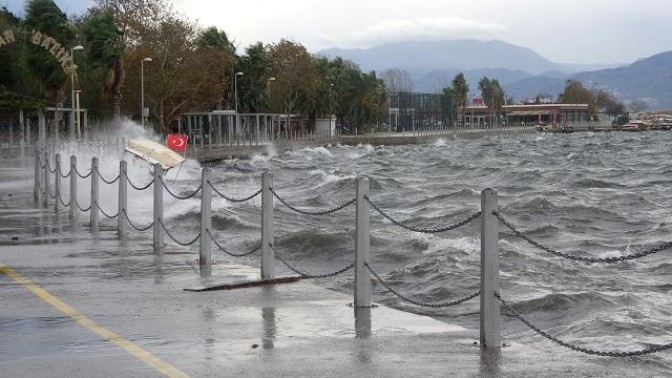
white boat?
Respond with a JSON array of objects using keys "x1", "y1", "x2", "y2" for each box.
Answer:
[{"x1": 124, "y1": 138, "x2": 185, "y2": 170}]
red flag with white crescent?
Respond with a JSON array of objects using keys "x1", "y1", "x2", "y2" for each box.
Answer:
[{"x1": 167, "y1": 134, "x2": 188, "y2": 152}]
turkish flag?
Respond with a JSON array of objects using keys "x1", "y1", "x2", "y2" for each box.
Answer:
[{"x1": 166, "y1": 134, "x2": 188, "y2": 152}]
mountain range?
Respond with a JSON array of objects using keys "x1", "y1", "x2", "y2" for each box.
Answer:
[{"x1": 318, "y1": 40, "x2": 672, "y2": 109}]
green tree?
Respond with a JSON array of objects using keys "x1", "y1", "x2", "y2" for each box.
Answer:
[
  {"x1": 450, "y1": 73, "x2": 468, "y2": 125},
  {"x1": 24, "y1": 0, "x2": 77, "y2": 109},
  {"x1": 558, "y1": 80, "x2": 596, "y2": 118},
  {"x1": 81, "y1": 7, "x2": 124, "y2": 117},
  {"x1": 478, "y1": 77, "x2": 505, "y2": 126}
]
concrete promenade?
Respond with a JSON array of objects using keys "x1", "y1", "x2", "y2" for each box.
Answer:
[
  {"x1": 0, "y1": 160, "x2": 662, "y2": 377},
  {"x1": 189, "y1": 127, "x2": 536, "y2": 162}
]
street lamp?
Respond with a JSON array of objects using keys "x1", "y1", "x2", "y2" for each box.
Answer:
[
  {"x1": 267, "y1": 77, "x2": 276, "y2": 110},
  {"x1": 234, "y1": 71, "x2": 244, "y2": 134},
  {"x1": 70, "y1": 45, "x2": 84, "y2": 140},
  {"x1": 141, "y1": 57, "x2": 152, "y2": 128}
]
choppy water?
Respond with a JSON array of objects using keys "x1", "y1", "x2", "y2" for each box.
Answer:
[{"x1": 91, "y1": 129, "x2": 672, "y2": 365}]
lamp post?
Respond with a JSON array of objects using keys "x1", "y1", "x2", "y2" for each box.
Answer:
[
  {"x1": 141, "y1": 57, "x2": 152, "y2": 129},
  {"x1": 267, "y1": 77, "x2": 276, "y2": 105},
  {"x1": 70, "y1": 45, "x2": 84, "y2": 141},
  {"x1": 234, "y1": 71, "x2": 244, "y2": 135}
]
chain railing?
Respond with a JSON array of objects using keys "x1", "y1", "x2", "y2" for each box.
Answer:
[
  {"x1": 495, "y1": 211, "x2": 672, "y2": 263},
  {"x1": 365, "y1": 262, "x2": 481, "y2": 308},
  {"x1": 35, "y1": 150, "x2": 672, "y2": 357},
  {"x1": 366, "y1": 196, "x2": 481, "y2": 233},
  {"x1": 75, "y1": 197, "x2": 91, "y2": 212},
  {"x1": 124, "y1": 170, "x2": 154, "y2": 191},
  {"x1": 58, "y1": 165, "x2": 71, "y2": 179},
  {"x1": 94, "y1": 167, "x2": 120, "y2": 185},
  {"x1": 122, "y1": 209, "x2": 153, "y2": 232},
  {"x1": 159, "y1": 177, "x2": 202, "y2": 200},
  {"x1": 270, "y1": 244, "x2": 355, "y2": 279},
  {"x1": 159, "y1": 219, "x2": 201, "y2": 246},
  {"x1": 208, "y1": 180, "x2": 261, "y2": 203},
  {"x1": 75, "y1": 166, "x2": 92, "y2": 179},
  {"x1": 95, "y1": 201, "x2": 119, "y2": 219},
  {"x1": 495, "y1": 292, "x2": 672, "y2": 357},
  {"x1": 206, "y1": 229, "x2": 261, "y2": 257},
  {"x1": 271, "y1": 188, "x2": 355, "y2": 216},
  {"x1": 58, "y1": 193, "x2": 71, "y2": 208}
]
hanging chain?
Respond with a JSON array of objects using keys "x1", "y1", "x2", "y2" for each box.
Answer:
[
  {"x1": 159, "y1": 177, "x2": 203, "y2": 200},
  {"x1": 159, "y1": 219, "x2": 201, "y2": 246},
  {"x1": 95, "y1": 167, "x2": 120, "y2": 185},
  {"x1": 122, "y1": 209, "x2": 153, "y2": 232},
  {"x1": 494, "y1": 292, "x2": 672, "y2": 357},
  {"x1": 495, "y1": 211, "x2": 672, "y2": 263},
  {"x1": 366, "y1": 262, "x2": 480, "y2": 308},
  {"x1": 208, "y1": 180, "x2": 262, "y2": 203},
  {"x1": 271, "y1": 244, "x2": 354, "y2": 279},
  {"x1": 206, "y1": 229, "x2": 261, "y2": 257},
  {"x1": 124, "y1": 171, "x2": 154, "y2": 191},
  {"x1": 271, "y1": 188, "x2": 355, "y2": 216},
  {"x1": 95, "y1": 202, "x2": 119, "y2": 219},
  {"x1": 366, "y1": 196, "x2": 481, "y2": 233}
]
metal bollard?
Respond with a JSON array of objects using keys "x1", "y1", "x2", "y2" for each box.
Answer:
[
  {"x1": 43, "y1": 151, "x2": 49, "y2": 207},
  {"x1": 90, "y1": 157, "x2": 99, "y2": 233},
  {"x1": 355, "y1": 176, "x2": 371, "y2": 308},
  {"x1": 480, "y1": 188, "x2": 501, "y2": 349},
  {"x1": 70, "y1": 156, "x2": 77, "y2": 220},
  {"x1": 54, "y1": 154, "x2": 61, "y2": 212},
  {"x1": 153, "y1": 164, "x2": 164, "y2": 253},
  {"x1": 261, "y1": 171, "x2": 275, "y2": 279},
  {"x1": 199, "y1": 168, "x2": 212, "y2": 277},
  {"x1": 34, "y1": 149, "x2": 40, "y2": 201},
  {"x1": 118, "y1": 160, "x2": 128, "y2": 240}
]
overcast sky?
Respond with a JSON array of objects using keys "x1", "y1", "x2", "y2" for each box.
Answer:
[{"x1": 2, "y1": 0, "x2": 671, "y2": 64}]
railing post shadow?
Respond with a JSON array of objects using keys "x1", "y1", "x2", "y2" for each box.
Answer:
[
  {"x1": 70, "y1": 156, "x2": 77, "y2": 220},
  {"x1": 261, "y1": 171, "x2": 274, "y2": 279},
  {"x1": 153, "y1": 164, "x2": 164, "y2": 253},
  {"x1": 54, "y1": 154, "x2": 61, "y2": 212},
  {"x1": 480, "y1": 188, "x2": 501, "y2": 349},
  {"x1": 199, "y1": 167, "x2": 212, "y2": 277},
  {"x1": 355, "y1": 176, "x2": 371, "y2": 308},
  {"x1": 90, "y1": 157, "x2": 99, "y2": 233},
  {"x1": 118, "y1": 160, "x2": 128, "y2": 240}
]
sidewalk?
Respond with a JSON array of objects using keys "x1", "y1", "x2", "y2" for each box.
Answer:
[{"x1": 0, "y1": 164, "x2": 662, "y2": 377}]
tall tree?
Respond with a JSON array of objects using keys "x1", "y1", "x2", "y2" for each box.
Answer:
[
  {"x1": 380, "y1": 68, "x2": 413, "y2": 95},
  {"x1": 449, "y1": 73, "x2": 468, "y2": 125},
  {"x1": 24, "y1": 0, "x2": 77, "y2": 109},
  {"x1": 478, "y1": 77, "x2": 505, "y2": 126},
  {"x1": 559, "y1": 80, "x2": 596, "y2": 119},
  {"x1": 81, "y1": 7, "x2": 124, "y2": 117}
]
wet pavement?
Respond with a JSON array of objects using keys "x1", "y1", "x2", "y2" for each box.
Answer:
[{"x1": 0, "y1": 160, "x2": 667, "y2": 377}]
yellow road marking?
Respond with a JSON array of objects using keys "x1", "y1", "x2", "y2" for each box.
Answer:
[{"x1": 0, "y1": 263, "x2": 189, "y2": 378}]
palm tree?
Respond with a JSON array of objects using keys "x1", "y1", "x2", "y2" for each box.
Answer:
[
  {"x1": 82, "y1": 8, "x2": 124, "y2": 117},
  {"x1": 451, "y1": 73, "x2": 469, "y2": 125}
]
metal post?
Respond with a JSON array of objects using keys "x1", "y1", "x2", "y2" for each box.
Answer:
[
  {"x1": 54, "y1": 154, "x2": 61, "y2": 212},
  {"x1": 42, "y1": 151, "x2": 49, "y2": 207},
  {"x1": 480, "y1": 188, "x2": 501, "y2": 349},
  {"x1": 90, "y1": 157, "x2": 99, "y2": 233},
  {"x1": 199, "y1": 168, "x2": 212, "y2": 277},
  {"x1": 153, "y1": 164, "x2": 164, "y2": 253},
  {"x1": 355, "y1": 176, "x2": 371, "y2": 308},
  {"x1": 34, "y1": 149, "x2": 40, "y2": 201},
  {"x1": 118, "y1": 160, "x2": 128, "y2": 240},
  {"x1": 38, "y1": 111, "x2": 46, "y2": 149},
  {"x1": 261, "y1": 171, "x2": 274, "y2": 279},
  {"x1": 70, "y1": 156, "x2": 77, "y2": 220}
]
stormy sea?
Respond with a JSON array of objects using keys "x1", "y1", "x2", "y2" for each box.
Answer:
[{"x1": 86, "y1": 128, "x2": 672, "y2": 369}]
